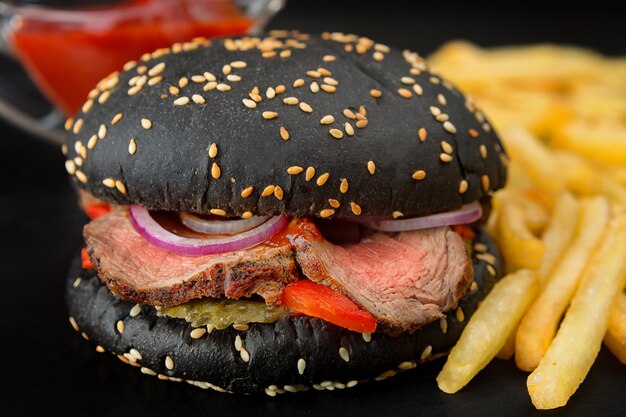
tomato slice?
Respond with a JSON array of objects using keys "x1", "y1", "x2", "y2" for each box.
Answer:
[
  {"x1": 452, "y1": 224, "x2": 476, "y2": 240},
  {"x1": 81, "y1": 248, "x2": 93, "y2": 269},
  {"x1": 86, "y1": 203, "x2": 111, "y2": 220},
  {"x1": 281, "y1": 280, "x2": 377, "y2": 333}
]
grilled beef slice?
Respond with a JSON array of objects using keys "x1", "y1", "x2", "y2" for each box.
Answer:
[
  {"x1": 84, "y1": 211, "x2": 299, "y2": 307},
  {"x1": 291, "y1": 223, "x2": 473, "y2": 333}
]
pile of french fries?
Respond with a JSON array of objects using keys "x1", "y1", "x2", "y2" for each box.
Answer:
[{"x1": 429, "y1": 42, "x2": 626, "y2": 410}]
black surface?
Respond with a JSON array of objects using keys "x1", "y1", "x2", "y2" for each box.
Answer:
[{"x1": 2, "y1": 1, "x2": 625, "y2": 416}]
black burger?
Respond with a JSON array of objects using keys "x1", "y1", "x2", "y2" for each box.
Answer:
[{"x1": 63, "y1": 31, "x2": 507, "y2": 395}]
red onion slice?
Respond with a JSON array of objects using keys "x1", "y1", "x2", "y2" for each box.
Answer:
[
  {"x1": 364, "y1": 201, "x2": 482, "y2": 232},
  {"x1": 179, "y1": 212, "x2": 270, "y2": 235},
  {"x1": 129, "y1": 205, "x2": 288, "y2": 256}
]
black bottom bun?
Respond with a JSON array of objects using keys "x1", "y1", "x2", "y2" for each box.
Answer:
[{"x1": 65, "y1": 228, "x2": 502, "y2": 394}]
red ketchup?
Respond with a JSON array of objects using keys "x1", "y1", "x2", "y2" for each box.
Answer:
[{"x1": 9, "y1": 0, "x2": 253, "y2": 115}]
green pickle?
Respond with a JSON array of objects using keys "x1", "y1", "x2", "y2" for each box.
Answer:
[{"x1": 157, "y1": 298, "x2": 289, "y2": 329}]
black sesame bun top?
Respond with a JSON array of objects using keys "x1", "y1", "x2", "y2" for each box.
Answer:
[{"x1": 63, "y1": 31, "x2": 507, "y2": 218}]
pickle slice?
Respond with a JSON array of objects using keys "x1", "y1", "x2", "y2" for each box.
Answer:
[{"x1": 157, "y1": 298, "x2": 288, "y2": 329}]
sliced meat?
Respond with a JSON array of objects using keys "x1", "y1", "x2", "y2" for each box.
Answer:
[
  {"x1": 84, "y1": 211, "x2": 299, "y2": 307},
  {"x1": 291, "y1": 221, "x2": 473, "y2": 333}
]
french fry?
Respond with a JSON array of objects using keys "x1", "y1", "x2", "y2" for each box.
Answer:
[
  {"x1": 527, "y1": 213, "x2": 626, "y2": 409},
  {"x1": 604, "y1": 291, "x2": 626, "y2": 364},
  {"x1": 539, "y1": 192, "x2": 580, "y2": 278},
  {"x1": 498, "y1": 202, "x2": 545, "y2": 271},
  {"x1": 515, "y1": 196, "x2": 610, "y2": 371},
  {"x1": 502, "y1": 127, "x2": 564, "y2": 191},
  {"x1": 437, "y1": 270, "x2": 540, "y2": 394}
]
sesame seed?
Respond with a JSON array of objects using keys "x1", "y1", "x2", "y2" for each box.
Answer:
[
  {"x1": 73, "y1": 156, "x2": 83, "y2": 167},
  {"x1": 128, "y1": 138, "x2": 137, "y2": 155},
  {"x1": 240, "y1": 348, "x2": 250, "y2": 362},
  {"x1": 370, "y1": 89, "x2": 382, "y2": 98},
  {"x1": 487, "y1": 264, "x2": 497, "y2": 276},
  {"x1": 323, "y1": 55, "x2": 336, "y2": 62},
  {"x1": 262, "y1": 51, "x2": 276, "y2": 59},
  {"x1": 344, "y1": 122, "x2": 355, "y2": 136},
  {"x1": 343, "y1": 109, "x2": 356, "y2": 119},
  {"x1": 392, "y1": 211, "x2": 404, "y2": 219},
  {"x1": 474, "y1": 243, "x2": 488, "y2": 253},
  {"x1": 211, "y1": 163, "x2": 221, "y2": 179},
  {"x1": 310, "y1": 81, "x2": 320, "y2": 93},
  {"x1": 321, "y1": 84, "x2": 336, "y2": 93},
  {"x1": 350, "y1": 202, "x2": 362, "y2": 215},
  {"x1": 192, "y1": 94, "x2": 205, "y2": 104},
  {"x1": 412, "y1": 83, "x2": 423, "y2": 96},
  {"x1": 316, "y1": 172, "x2": 330, "y2": 186},
  {"x1": 216, "y1": 83, "x2": 231, "y2": 92},
  {"x1": 178, "y1": 77, "x2": 188, "y2": 88},
  {"x1": 113, "y1": 179, "x2": 126, "y2": 194},
  {"x1": 241, "y1": 186, "x2": 253, "y2": 198},
  {"x1": 69, "y1": 316, "x2": 79, "y2": 331},
  {"x1": 362, "y1": 332, "x2": 371, "y2": 342},
  {"x1": 440, "y1": 318, "x2": 448, "y2": 334},
  {"x1": 74, "y1": 140, "x2": 82, "y2": 154},
  {"x1": 299, "y1": 102, "x2": 313, "y2": 113},
  {"x1": 275, "y1": 85, "x2": 286, "y2": 94},
  {"x1": 274, "y1": 186, "x2": 284, "y2": 200},
  {"x1": 61, "y1": 143, "x2": 68, "y2": 155},
  {"x1": 320, "y1": 115, "x2": 335, "y2": 125},
  {"x1": 401, "y1": 76, "x2": 415, "y2": 85},
  {"x1": 437, "y1": 94, "x2": 448, "y2": 106},
  {"x1": 165, "y1": 355, "x2": 174, "y2": 370},
  {"x1": 483, "y1": 122, "x2": 492, "y2": 132},
  {"x1": 373, "y1": 51, "x2": 384, "y2": 61},
  {"x1": 469, "y1": 128, "x2": 479, "y2": 138},
  {"x1": 266, "y1": 87, "x2": 276, "y2": 99},
  {"x1": 141, "y1": 367, "x2": 156, "y2": 376},
  {"x1": 111, "y1": 113, "x2": 123, "y2": 125},
  {"x1": 282, "y1": 97, "x2": 299, "y2": 105},
  {"x1": 263, "y1": 111, "x2": 278, "y2": 120},
  {"x1": 440, "y1": 153, "x2": 453, "y2": 163},
  {"x1": 169, "y1": 86, "x2": 179, "y2": 95},
  {"x1": 430, "y1": 76, "x2": 440, "y2": 85},
  {"x1": 320, "y1": 209, "x2": 335, "y2": 218},
  {"x1": 436, "y1": 114, "x2": 449, "y2": 122},
  {"x1": 82, "y1": 99, "x2": 94, "y2": 114},
  {"x1": 230, "y1": 61, "x2": 247, "y2": 69},
  {"x1": 279, "y1": 126, "x2": 290, "y2": 141},
  {"x1": 481, "y1": 175, "x2": 490, "y2": 191},
  {"x1": 191, "y1": 328, "x2": 207, "y2": 339},
  {"x1": 127, "y1": 85, "x2": 142, "y2": 96},
  {"x1": 242, "y1": 98, "x2": 257, "y2": 108},
  {"x1": 441, "y1": 141, "x2": 453, "y2": 154},
  {"x1": 191, "y1": 75, "x2": 206, "y2": 83},
  {"x1": 130, "y1": 304, "x2": 141, "y2": 317},
  {"x1": 148, "y1": 62, "x2": 165, "y2": 77},
  {"x1": 72, "y1": 277, "x2": 81, "y2": 287},
  {"x1": 339, "y1": 347, "x2": 350, "y2": 362},
  {"x1": 297, "y1": 358, "x2": 306, "y2": 375},
  {"x1": 203, "y1": 82, "x2": 217, "y2": 91},
  {"x1": 306, "y1": 70, "x2": 321, "y2": 78},
  {"x1": 328, "y1": 128, "x2": 344, "y2": 139},
  {"x1": 262, "y1": 185, "x2": 275, "y2": 197},
  {"x1": 328, "y1": 199, "x2": 340, "y2": 208},
  {"x1": 226, "y1": 74, "x2": 242, "y2": 83},
  {"x1": 75, "y1": 170, "x2": 88, "y2": 183},
  {"x1": 242, "y1": 212, "x2": 253, "y2": 219},
  {"x1": 456, "y1": 307, "x2": 465, "y2": 322},
  {"x1": 412, "y1": 170, "x2": 426, "y2": 180},
  {"x1": 418, "y1": 128, "x2": 427, "y2": 142},
  {"x1": 293, "y1": 79, "x2": 305, "y2": 88},
  {"x1": 397, "y1": 88, "x2": 412, "y2": 99},
  {"x1": 305, "y1": 167, "x2": 315, "y2": 181},
  {"x1": 430, "y1": 106, "x2": 441, "y2": 117},
  {"x1": 97, "y1": 124, "x2": 107, "y2": 140},
  {"x1": 398, "y1": 361, "x2": 414, "y2": 371},
  {"x1": 174, "y1": 97, "x2": 189, "y2": 106},
  {"x1": 459, "y1": 180, "x2": 469, "y2": 194},
  {"x1": 65, "y1": 160, "x2": 76, "y2": 175},
  {"x1": 279, "y1": 49, "x2": 292, "y2": 58},
  {"x1": 443, "y1": 121, "x2": 457, "y2": 134},
  {"x1": 209, "y1": 143, "x2": 218, "y2": 158},
  {"x1": 340, "y1": 178, "x2": 349, "y2": 194},
  {"x1": 102, "y1": 178, "x2": 115, "y2": 188},
  {"x1": 129, "y1": 348, "x2": 142, "y2": 361},
  {"x1": 345, "y1": 44, "x2": 353, "y2": 52},
  {"x1": 420, "y1": 345, "x2": 433, "y2": 361},
  {"x1": 265, "y1": 388, "x2": 277, "y2": 397},
  {"x1": 234, "y1": 335, "x2": 242, "y2": 351},
  {"x1": 141, "y1": 118, "x2": 152, "y2": 129},
  {"x1": 356, "y1": 120, "x2": 368, "y2": 129},
  {"x1": 360, "y1": 106, "x2": 367, "y2": 116},
  {"x1": 64, "y1": 118, "x2": 74, "y2": 131},
  {"x1": 479, "y1": 144, "x2": 488, "y2": 159},
  {"x1": 287, "y1": 166, "x2": 303, "y2": 175},
  {"x1": 73, "y1": 118, "x2": 84, "y2": 134},
  {"x1": 374, "y1": 43, "x2": 390, "y2": 52},
  {"x1": 210, "y1": 208, "x2": 226, "y2": 216},
  {"x1": 96, "y1": 345, "x2": 106, "y2": 353},
  {"x1": 367, "y1": 160, "x2": 376, "y2": 175},
  {"x1": 324, "y1": 77, "x2": 338, "y2": 86},
  {"x1": 116, "y1": 320, "x2": 125, "y2": 333}
]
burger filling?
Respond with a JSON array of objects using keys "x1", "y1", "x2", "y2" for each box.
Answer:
[{"x1": 82, "y1": 201, "x2": 480, "y2": 335}]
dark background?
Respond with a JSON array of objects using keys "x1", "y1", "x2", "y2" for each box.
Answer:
[{"x1": 1, "y1": 1, "x2": 625, "y2": 416}]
